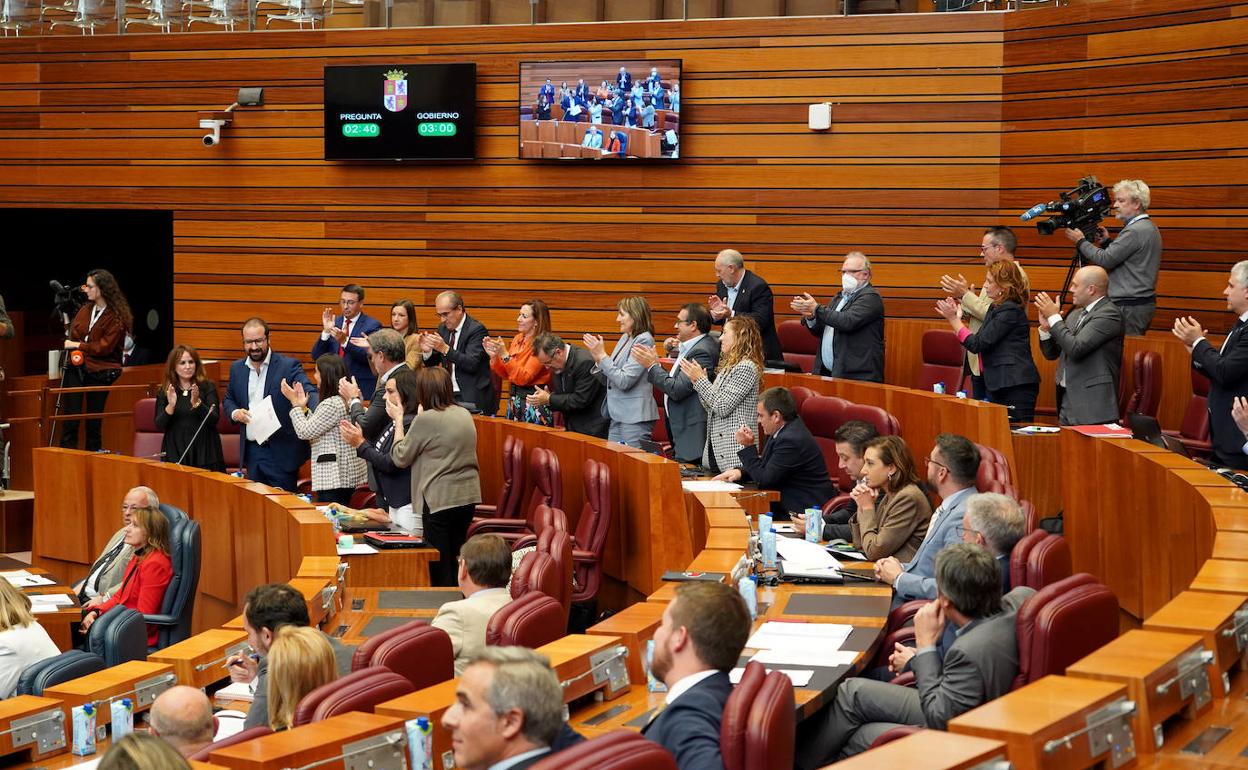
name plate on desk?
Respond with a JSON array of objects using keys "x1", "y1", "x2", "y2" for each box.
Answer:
[
  {"x1": 1143, "y1": 591, "x2": 1248, "y2": 698},
  {"x1": 44, "y1": 661, "x2": 176, "y2": 726},
  {"x1": 0, "y1": 697, "x2": 68, "y2": 760},
  {"x1": 209, "y1": 712, "x2": 406, "y2": 770}
]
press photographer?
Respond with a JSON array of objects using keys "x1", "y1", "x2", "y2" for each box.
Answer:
[{"x1": 1062, "y1": 179, "x2": 1161, "y2": 335}]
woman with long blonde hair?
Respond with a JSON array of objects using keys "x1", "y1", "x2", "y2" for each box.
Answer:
[
  {"x1": 266, "y1": 625, "x2": 337, "y2": 731},
  {"x1": 680, "y1": 316, "x2": 764, "y2": 472},
  {"x1": 0, "y1": 580, "x2": 59, "y2": 698}
]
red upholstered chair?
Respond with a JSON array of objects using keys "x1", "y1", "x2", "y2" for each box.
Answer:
[
  {"x1": 485, "y1": 591, "x2": 565, "y2": 648},
  {"x1": 474, "y1": 435, "x2": 526, "y2": 520},
  {"x1": 1010, "y1": 531, "x2": 1071, "y2": 590},
  {"x1": 973, "y1": 443, "x2": 1013, "y2": 488},
  {"x1": 216, "y1": 406, "x2": 241, "y2": 472},
  {"x1": 348, "y1": 486, "x2": 376, "y2": 510},
  {"x1": 843, "y1": 402, "x2": 901, "y2": 437},
  {"x1": 778, "y1": 319, "x2": 817, "y2": 373},
  {"x1": 720, "y1": 662, "x2": 796, "y2": 770},
  {"x1": 292, "y1": 666, "x2": 414, "y2": 727},
  {"x1": 650, "y1": 389, "x2": 675, "y2": 458},
  {"x1": 869, "y1": 725, "x2": 922, "y2": 749},
  {"x1": 536, "y1": 527, "x2": 574, "y2": 617},
  {"x1": 511, "y1": 551, "x2": 561, "y2": 600},
  {"x1": 350, "y1": 620, "x2": 454, "y2": 691},
  {"x1": 789, "y1": 386, "x2": 816, "y2": 413},
  {"x1": 189, "y1": 726, "x2": 273, "y2": 761},
  {"x1": 800, "y1": 395, "x2": 852, "y2": 491},
  {"x1": 468, "y1": 447, "x2": 562, "y2": 543},
  {"x1": 512, "y1": 504, "x2": 568, "y2": 550},
  {"x1": 530, "y1": 731, "x2": 677, "y2": 770},
  {"x1": 571, "y1": 460, "x2": 612, "y2": 605},
  {"x1": 917, "y1": 329, "x2": 965, "y2": 393},
  {"x1": 1021, "y1": 499, "x2": 1039, "y2": 532},
  {"x1": 1163, "y1": 369, "x2": 1213, "y2": 458},
  {"x1": 1008, "y1": 529, "x2": 1046, "y2": 589},
  {"x1": 1120, "y1": 350, "x2": 1162, "y2": 424},
  {"x1": 1012, "y1": 573, "x2": 1118, "y2": 689},
  {"x1": 132, "y1": 398, "x2": 162, "y2": 459}
]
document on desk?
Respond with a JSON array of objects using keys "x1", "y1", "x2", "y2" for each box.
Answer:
[
  {"x1": 336, "y1": 542, "x2": 379, "y2": 556},
  {"x1": 746, "y1": 621, "x2": 853, "y2": 652},
  {"x1": 730, "y1": 666, "x2": 814, "y2": 687},
  {"x1": 0, "y1": 571, "x2": 55, "y2": 587},
  {"x1": 775, "y1": 538, "x2": 843, "y2": 569},
  {"x1": 751, "y1": 648, "x2": 858, "y2": 669},
  {"x1": 247, "y1": 395, "x2": 281, "y2": 445},
  {"x1": 29, "y1": 594, "x2": 73, "y2": 606},
  {"x1": 680, "y1": 480, "x2": 743, "y2": 492}
]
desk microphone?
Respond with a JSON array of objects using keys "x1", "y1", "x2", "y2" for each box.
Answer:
[
  {"x1": 141, "y1": 450, "x2": 168, "y2": 460},
  {"x1": 176, "y1": 403, "x2": 218, "y2": 466}
]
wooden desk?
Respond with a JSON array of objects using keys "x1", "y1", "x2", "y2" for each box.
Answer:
[
  {"x1": 209, "y1": 712, "x2": 406, "y2": 770},
  {"x1": 823, "y1": 729, "x2": 1008, "y2": 769},
  {"x1": 585, "y1": 599, "x2": 666, "y2": 685},
  {"x1": 0, "y1": 695, "x2": 71, "y2": 766},
  {"x1": 1011, "y1": 430, "x2": 1061, "y2": 521},
  {"x1": 341, "y1": 547, "x2": 436, "y2": 587},
  {"x1": 325, "y1": 586, "x2": 463, "y2": 646},
  {"x1": 1144, "y1": 590, "x2": 1248, "y2": 697},
  {"x1": 22, "y1": 573, "x2": 82, "y2": 652},
  {"x1": 148, "y1": 628, "x2": 249, "y2": 690},
  {"x1": 43, "y1": 661, "x2": 175, "y2": 728}
]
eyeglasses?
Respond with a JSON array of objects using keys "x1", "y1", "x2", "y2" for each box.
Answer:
[
  {"x1": 243, "y1": 338, "x2": 267, "y2": 347},
  {"x1": 435, "y1": 310, "x2": 454, "y2": 318},
  {"x1": 956, "y1": 527, "x2": 982, "y2": 539},
  {"x1": 841, "y1": 268, "x2": 867, "y2": 275},
  {"x1": 675, "y1": 318, "x2": 693, "y2": 325},
  {"x1": 925, "y1": 457, "x2": 947, "y2": 470}
]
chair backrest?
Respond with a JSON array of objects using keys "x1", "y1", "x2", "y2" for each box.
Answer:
[
  {"x1": 1122, "y1": 350, "x2": 1162, "y2": 421},
  {"x1": 511, "y1": 551, "x2": 564, "y2": 620},
  {"x1": 537, "y1": 526, "x2": 574, "y2": 616},
  {"x1": 720, "y1": 662, "x2": 796, "y2": 770},
  {"x1": 496, "y1": 435, "x2": 527, "y2": 519},
  {"x1": 523, "y1": 448, "x2": 562, "y2": 527},
  {"x1": 350, "y1": 620, "x2": 454, "y2": 691},
  {"x1": 843, "y1": 402, "x2": 901, "y2": 437},
  {"x1": 1020, "y1": 499, "x2": 1038, "y2": 532},
  {"x1": 293, "y1": 666, "x2": 414, "y2": 727},
  {"x1": 777, "y1": 319, "x2": 818, "y2": 355},
  {"x1": 1008, "y1": 529, "x2": 1047, "y2": 590},
  {"x1": 1025, "y1": 533, "x2": 1072, "y2": 590},
  {"x1": 1013, "y1": 573, "x2": 1118, "y2": 689},
  {"x1": 1179, "y1": 369, "x2": 1212, "y2": 442},
  {"x1": 571, "y1": 460, "x2": 612, "y2": 604},
  {"x1": 485, "y1": 591, "x2": 565, "y2": 648},
  {"x1": 972, "y1": 442, "x2": 1012, "y2": 486},
  {"x1": 189, "y1": 726, "x2": 273, "y2": 761},
  {"x1": 155, "y1": 517, "x2": 201, "y2": 649},
  {"x1": 788, "y1": 386, "x2": 816, "y2": 413},
  {"x1": 158, "y1": 503, "x2": 188, "y2": 526},
  {"x1": 800, "y1": 395, "x2": 852, "y2": 490},
  {"x1": 132, "y1": 397, "x2": 162, "y2": 459},
  {"x1": 530, "y1": 731, "x2": 677, "y2": 770},
  {"x1": 216, "y1": 405, "x2": 241, "y2": 469},
  {"x1": 917, "y1": 329, "x2": 965, "y2": 392},
  {"x1": 16, "y1": 650, "x2": 106, "y2": 696},
  {"x1": 88, "y1": 608, "x2": 148, "y2": 666}
]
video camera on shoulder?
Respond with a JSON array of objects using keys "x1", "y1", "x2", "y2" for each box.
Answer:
[
  {"x1": 1020, "y1": 175, "x2": 1112, "y2": 236},
  {"x1": 50, "y1": 279, "x2": 85, "y2": 319}
]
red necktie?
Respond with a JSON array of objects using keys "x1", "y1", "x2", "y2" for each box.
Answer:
[{"x1": 339, "y1": 318, "x2": 352, "y2": 357}]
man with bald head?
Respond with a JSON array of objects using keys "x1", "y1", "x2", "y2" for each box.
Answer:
[
  {"x1": 1035, "y1": 265, "x2": 1125, "y2": 425},
  {"x1": 149, "y1": 686, "x2": 216, "y2": 759},
  {"x1": 76, "y1": 486, "x2": 160, "y2": 606},
  {"x1": 710, "y1": 249, "x2": 783, "y2": 362}
]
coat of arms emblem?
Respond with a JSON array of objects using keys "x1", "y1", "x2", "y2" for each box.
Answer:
[{"x1": 383, "y1": 69, "x2": 408, "y2": 113}]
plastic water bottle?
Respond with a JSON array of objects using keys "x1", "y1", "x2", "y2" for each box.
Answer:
[
  {"x1": 761, "y1": 527, "x2": 777, "y2": 570},
  {"x1": 955, "y1": 390, "x2": 968, "y2": 399},
  {"x1": 758, "y1": 512, "x2": 772, "y2": 537},
  {"x1": 804, "y1": 507, "x2": 822, "y2": 542},
  {"x1": 406, "y1": 716, "x2": 433, "y2": 770},
  {"x1": 738, "y1": 575, "x2": 758, "y2": 620},
  {"x1": 932, "y1": 382, "x2": 945, "y2": 395}
]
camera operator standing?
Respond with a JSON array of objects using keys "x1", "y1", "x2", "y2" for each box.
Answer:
[
  {"x1": 1064, "y1": 179, "x2": 1161, "y2": 335},
  {"x1": 59, "y1": 270, "x2": 131, "y2": 451}
]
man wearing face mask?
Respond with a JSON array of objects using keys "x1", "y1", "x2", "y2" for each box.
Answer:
[{"x1": 791, "y1": 252, "x2": 885, "y2": 382}]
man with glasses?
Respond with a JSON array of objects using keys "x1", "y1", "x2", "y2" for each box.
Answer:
[
  {"x1": 528, "y1": 332, "x2": 608, "y2": 439},
  {"x1": 224, "y1": 317, "x2": 317, "y2": 492},
  {"x1": 940, "y1": 227, "x2": 1028, "y2": 400},
  {"x1": 633, "y1": 303, "x2": 719, "y2": 463},
  {"x1": 709, "y1": 249, "x2": 783, "y2": 363},
  {"x1": 76, "y1": 486, "x2": 160, "y2": 606},
  {"x1": 958, "y1": 492, "x2": 1026, "y2": 591},
  {"x1": 874, "y1": 435, "x2": 980, "y2": 608},
  {"x1": 311, "y1": 283, "x2": 381, "y2": 395},
  {"x1": 421, "y1": 291, "x2": 495, "y2": 415},
  {"x1": 791, "y1": 251, "x2": 885, "y2": 382}
]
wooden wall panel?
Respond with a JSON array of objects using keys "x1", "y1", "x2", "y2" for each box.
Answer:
[{"x1": 0, "y1": 0, "x2": 1242, "y2": 438}]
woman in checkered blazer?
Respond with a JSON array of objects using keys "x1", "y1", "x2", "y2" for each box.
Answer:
[
  {"x1": 283, "y1": 354, "x2": 366, "y2": 506},
  {"x1": 682, "y1": 316, "x2": 764, "y2": 473}
]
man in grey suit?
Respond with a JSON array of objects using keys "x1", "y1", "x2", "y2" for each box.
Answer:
[
  {"x1": 530, "y1": 333, "x2": 609, "y2": 439},
  {"x1": 338, "y1": 329, "x2": 408, "y2": 489},
  {"x1": 796, "y1": 544, "x2": 1035, "y2": 767},
  {"x1": 791, "y1": 252, "x2": 886, "y2": 382},
  {"x1": 431, "y1": 534, "x2": 513, "y2": 676},
  {"x1": 875, "y1": 434, "x2": 980, "y2": 608},
  {"x1": 1065, "y1": 179, "x2": 1162, "y2": 335},
  {"x1": 76, "y1": 486, "x2": 159, "y2": 605},
  {"x1": 1035, "y1": 266, "x2": 1125, "y2": 426},
  {"x1": 633, "y1": 303, "x2": 720, "y2": 463}
]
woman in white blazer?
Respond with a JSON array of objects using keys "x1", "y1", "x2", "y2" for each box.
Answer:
[
  {"x1": 682, "y1": 316, "x2": 764, "y2": 472},
  {"x1": 584, "y1": 296, "x2": 660, "y2": 448}
]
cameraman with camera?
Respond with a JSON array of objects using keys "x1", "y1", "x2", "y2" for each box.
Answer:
[{"x1": 1064, "y1": 179, "x2": 1161, "y2": 335}]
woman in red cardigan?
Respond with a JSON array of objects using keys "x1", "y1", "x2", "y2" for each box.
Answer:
[
  {"x1": 59, "y1": 268, "x2": 132, "y2": 451},
  {"x1": 80, "y1": 506, "x2": 173, "y2": 648}
]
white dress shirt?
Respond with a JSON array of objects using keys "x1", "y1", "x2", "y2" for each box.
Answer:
[
  {"x1": 247, "y1": 348, "x2": 272, "y2": 410},
  {"x1": 664, "y1": 668, "x2": 718, "y2": 706}
]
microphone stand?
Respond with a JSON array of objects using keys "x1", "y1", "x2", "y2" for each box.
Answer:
[{"x1": 175, "y1": 402, "x2": 217, "y2": 466}]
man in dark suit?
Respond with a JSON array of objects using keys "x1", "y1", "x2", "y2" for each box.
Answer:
[
  {"x1": 223, "y1": 317, "x2": 317, "y2": 492},
  {"x1": 338, "y1": 328, "x2": 408, "y2": 492},
  {"x1": 792, "y1": 251, "x2": 885, "y2": 382},
  {"x1": 530, "y1": 333, "x2": 609, "y2": 439},
  {"x1": 422, "y1": 291, "x2": 496, "y2": 415},
  {"x1": 796, "y1": 544, "x2": 1035, "y2": 767},
  {"x1": 538, "y1": 78, "x2": 555, "y2": 105},
  {"x1": 1174, "y1": 260, "x2": 1248, "y2": 470},
  {"x1": 441, "y1": 646, "x2": 565, "y2": 770},
  {"x1": 642, "y1": 581, "x2": 752, "y2": 770},
  {"x1": 1035, "y1": 266, "x2": 1125, "y2": 425},
  {"x1": 709, "y1": 248, "x2": 783, "y2": 363},
  {"x1": 634, "y1": 303, "x2": 720, "y2": 463},
  {"x1": 616, "y1": 66, "x2": 632, "y2": 94},
  {"x1": 311, "y1": 283, "x2": 382, "y2": 395},
  {"x1": 716, "y1": 386, "x2": 834, "y2": 513}
]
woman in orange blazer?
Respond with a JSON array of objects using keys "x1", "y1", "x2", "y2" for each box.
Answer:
[{"x1": 80, "y1": 506, "x2": 173, "y2": 648}]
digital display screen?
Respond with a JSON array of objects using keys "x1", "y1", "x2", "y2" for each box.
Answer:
[
  {"x1": 519, "y1": 59, "x2": 682, "y2": 161},
  {"x1": 323, "y1": 63, "x2": 476, "y2": 161}
]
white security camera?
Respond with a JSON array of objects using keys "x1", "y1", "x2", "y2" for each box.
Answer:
[{"x1": 200, "y1": 118, "x2": 227, "y2": 147}]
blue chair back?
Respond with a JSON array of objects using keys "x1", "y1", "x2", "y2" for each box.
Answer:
[
  {"x1": 152, "y1": 517, "x2": 201, "y2": 649},
  {"x1": 158, "y1": 503, "x2": 188, "y2": 527},
  {"x1": 87, "y1": 608, "x2": 148, "y2": 666},
  {"x1": 17, "y1": 650, "x2": 106, "y2": 696}
]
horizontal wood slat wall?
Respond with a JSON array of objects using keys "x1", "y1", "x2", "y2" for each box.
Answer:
[{"x1": 0, "y1": 0, "x2": 1243, "y2": 425}]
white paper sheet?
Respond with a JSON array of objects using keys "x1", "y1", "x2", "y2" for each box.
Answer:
[
  {"x1": 213, "y1": 681, "x2": 256, "y2": 703},
  {"x1": 746, "y1": 621, "x2": 853, "y2": 652},
  {"x1": 213, "y1": 710, "x2": 249, "y2": 739},
  {"x1": 247, "y1": 395, "x2": 281, "y2": 445},
  {"x1": 680, "y1": 480, "x2": 743, "y2": 492},
  {"x1": 29, "y1": 594, "x2": 73, "y2": 606},
  {"x1": 751, "y1": 649, "x2": 858, "y2": 668},
  {"x1": 729, "y1": 667, "x2": 814, "y2": 687},
  {"x1": 337, "y1": 542, "x2": 379, "y2": 556},
  {"x1": 31, "y1": 604, "x2": 58, "y2": 614},
  {"x1": 775, "y1": 537, "x2": 842, "y2": 570},
  {"x1": 1, "y1": 571, "x2": 55, "y2": 587}
]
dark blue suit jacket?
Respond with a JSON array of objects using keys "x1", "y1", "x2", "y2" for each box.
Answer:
[
  {"x1": 616, "y1": 71, "x2": 632, "y2": 93},
  {"x1": 223, "y1": 351, "x2": 318, "y2": 475},
  {"x1": 737, "y1": 417, "x2": 835, "y2": 514},
  {"x1": 311, "y1": 312, "x2": 382, "y2": 395},
  {"x1": 641, "y1": 671, "x2": 731, "y2": 770}
]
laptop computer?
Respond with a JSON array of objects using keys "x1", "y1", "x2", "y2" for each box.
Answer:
[{"x1": 1128, "y1": 413, "x2": 1192, "y2": 458}]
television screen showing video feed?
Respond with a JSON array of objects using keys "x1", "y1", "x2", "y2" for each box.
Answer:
[{"x1": 519, "y1": 59, "x2": 682, "y2": 161}]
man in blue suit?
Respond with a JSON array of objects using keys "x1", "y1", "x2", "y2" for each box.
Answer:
[
  {"x1": 538, "y1": 78, "x2": 555, "y2": 105},
  {"x1": 615, "y1": 66, "x2": 631, "y2": 95},
  {"x1": 874, "y1": 434, "x2": 980, "y2": 609},
  {"x1": 642, "y1": 581, "x2": 751, "y2": 770},
  {"x1": 311, "y1": 283, "x2": 382, "y2": 395},
  {"x1": 224, "y1": 318, "x2": 318, "y2": 492}
]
